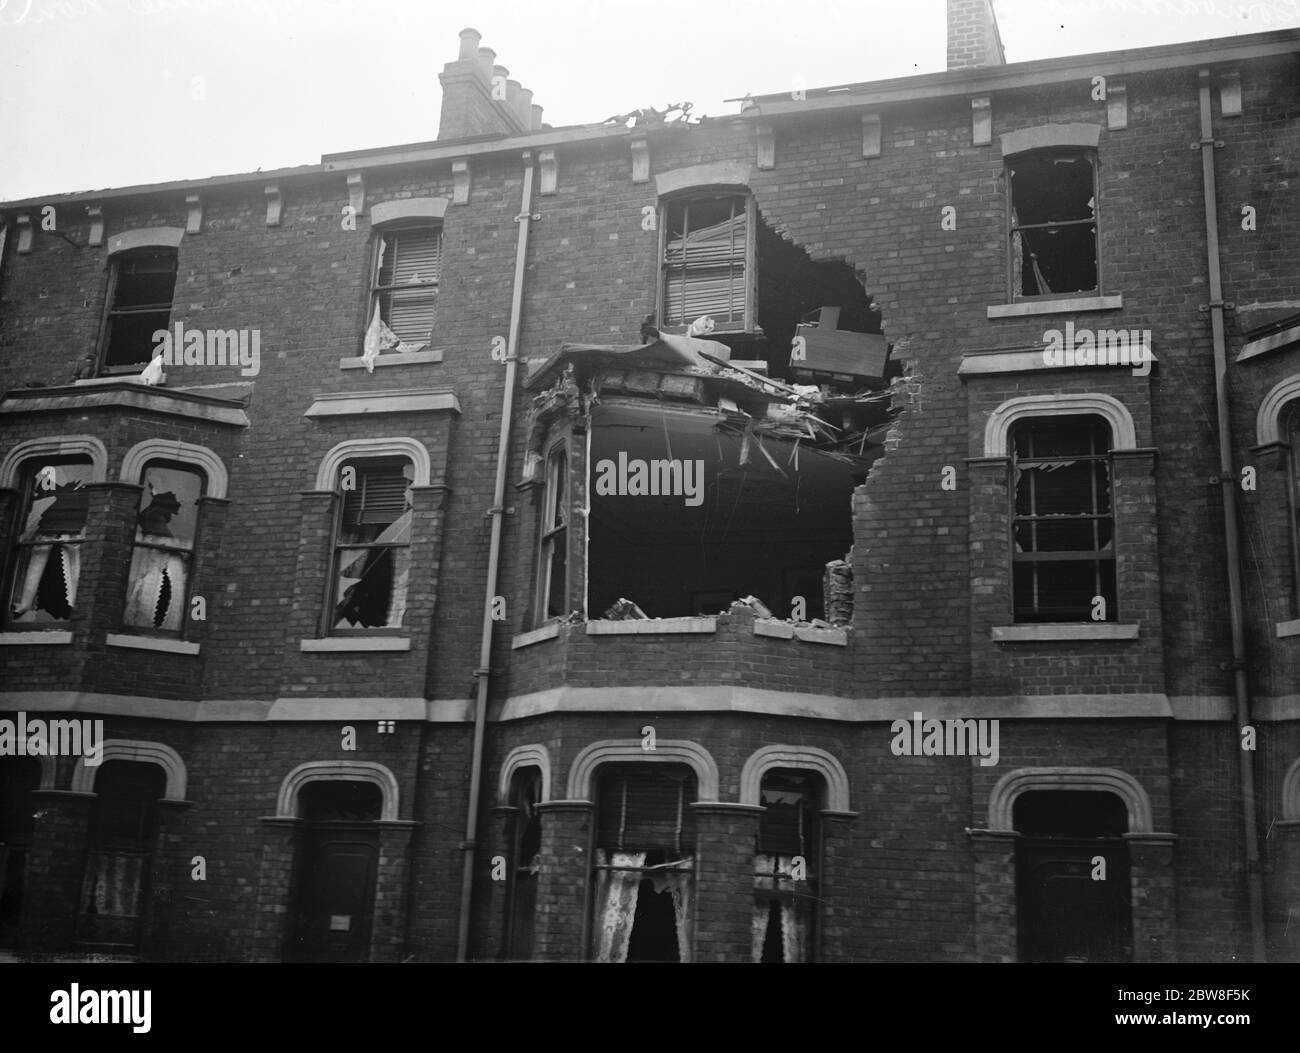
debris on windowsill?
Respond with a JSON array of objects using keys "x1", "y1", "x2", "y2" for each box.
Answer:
[
  {"x1": 602, "y1": 597, "x2": 648, "y2": 620},
  {"x1": 731, "y1": 595, "x2": 773, "y2": 619}
]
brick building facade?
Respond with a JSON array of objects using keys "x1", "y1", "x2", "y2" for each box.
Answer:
[{"x1": 1, "y1": 2, "x2": 1298, "y2": 963}]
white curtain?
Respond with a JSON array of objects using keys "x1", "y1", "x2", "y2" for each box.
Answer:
[
  {"x1": 753, "y1": 853, "x2": 808, "y2": 962},
  {"x1": 593, "y1": 849, "x2": 644, "y2": 962},
  {"x1": 656, "y1": 856, "x2": 695, "y2": 963},
  {"x1": 124, "y1": 547, "x2": 188, "y2": 630}
]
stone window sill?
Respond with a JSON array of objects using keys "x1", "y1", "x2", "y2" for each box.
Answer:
[
  {"x1": 987, "y1": 294, "x2": 1123, "y2": 319},
  {"x1": 753, "y1": 620, "x2": 848, "y2": 646},
  {"x1": 106, "y1": 633, "x2": 200, "y2": 655},
  {"x1": 1277, "y1": 618, "x2": 1300, "y2": 639},
  {"x1": 339, "y1": 349, "x2": 443, "y2": 370},
  {"x1": 300, "y1": 637, "x2": 412, "y2": 652},
  {"x1": 0, "y1": 631, "x2": 73, "y2": 645},
  {"x1": 513, "y1": 622, "x2": 561, "y2": 649},
  {"x1": 586, "y1": 616, "x2": 716, "y2": 636},
  {"x1": 992, "y1": 623, "x2": 1139, "y2": 642}
]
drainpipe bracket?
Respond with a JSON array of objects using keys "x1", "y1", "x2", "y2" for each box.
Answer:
[
  {"x1": 1219, "y1": 659, "x2": 1247, "y2": 671},
  {"x1": 1198, "y1": 302, "x2": 1235, "y2": 313},
  {"x1": 1190, "y1": 138, "x2": 1225, "y2": 149},
  {"x1": 515, "y1": 212, "x2": 541, "y2": 223},
  {"x1": 458, "y1": 841, "x2": 478, "y2": 850}
]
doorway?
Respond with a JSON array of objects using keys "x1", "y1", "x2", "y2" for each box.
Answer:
[{"x1": 286, "y1": 780, "x2": 381, "y2": 963}]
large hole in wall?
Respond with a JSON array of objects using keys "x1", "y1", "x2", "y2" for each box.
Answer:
[{"x1": 587, "y1": 401, "x2": 859, "y2": 619}]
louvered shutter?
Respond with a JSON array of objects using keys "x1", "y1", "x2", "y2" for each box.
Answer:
[
  {"x1": 342, "y1": 463, "x2": 410, "y2": 527},
  {"x1": 664, "y1": 210, "x2": 746, "y2": 324},
  {"x1": 377, "y1": 226, "x2": 440, "y2": 343},
  {"x1": 597, "y1": 768, "x2": 697, "y2": 853}
]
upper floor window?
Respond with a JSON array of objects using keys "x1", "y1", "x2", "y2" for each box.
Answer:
[
  {"x1": 5, "y1": 458, "x2": 92, "y2": 628},
  {"x1": 101, "y1": 249, "x2": 178, "y2": 373},
  {"x1": 330, "y1": 457, "x2": 414, "y2": 631},
  {"x1": 1287, "y1": 404, "x2": 1300, "y2": 612},
  {"x1": 368, "y1": 224, "x2": 441, "y2": 353},
  {"x1": 1011, "y1": 415, "x2": 1115, "y2": 623},
  {"x1": 536, "y1": 444, "x2": 568, "y2": 622},
  {"x1": 123, "y1": 461, "x2": 204, "y2": 634},
  {"x1": 1007, "y1": 150, "x2": 1098, "y2": 300},
  {"x1": 661, "y1": 192, "x2": 754, "y2": 331}
]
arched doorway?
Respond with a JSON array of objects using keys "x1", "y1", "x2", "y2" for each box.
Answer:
[
  {"x1": 1014, "y1": 790, "x2": 1132, "y2": 963},
  {"x1": 286, "y1": 780, "x2": 382, "y2": 963}
]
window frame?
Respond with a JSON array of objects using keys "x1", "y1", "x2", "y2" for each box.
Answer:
[
  {"x1": 503, "y1": 767, "x2": 543, "y2": 961},
  {"x1": 753, "y1": 768, "x2": 823, "y2": 964},
  {"x1": 657, "y1": 189, "x2": 758, "y2": 334},
  {"x1": 1009, "y1": 415, "x2": 1117, "y2": 624},
  {"x1": 98, "y1": 247, "x2": 179, "y2": 375},
  {"x1": 3, "y1": 456, "x2": 94, "y2": 631},
  {"x1": 535, "y1": 441, "x2": 569, "y2": 624},
  {"x1": 1286, "y1": 404, "x2": 1300, "y2": 612},
  {"x1": 121, "y1": 458, "x2": 208, "y2": 638},
  {"x1": 323, "y1": 456, "x2": 415, "y2": 636},
  {"x1": 1004, "y1": 147, "x2": 1101, "y2": 304},
  {"x1": 367, "y1": 221, "x2": 442, "y2": 353}
]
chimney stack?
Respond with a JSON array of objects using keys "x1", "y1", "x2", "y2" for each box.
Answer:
[
  {"x1": 437, "y1": 30, "x2": 540, "y2": 140},
  {"x1": 946, "y1": 0, "x2": 1005, "y2": 70}
]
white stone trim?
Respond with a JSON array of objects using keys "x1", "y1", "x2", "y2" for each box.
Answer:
[
  {"x1": 739, "y1": 745, "x2": 852, "y2": 813},
  {"x1": 655, "y1": 161, "x2": 753, "y2": 197},
  {"x1": 1237, "y1": 321, "x2": 1300, "y2": 363},
  {"x1": 0, "y1": 632, "x2": 73, "y2": 645},
  {"x1": 1255, "y1": 373, "x2": 1300, "y2": 445},
  {"x1": 300, "y1": 637, "x2": 411, "y2": 652},
  {"x1": 512, "y1": 622, "x2": 560, "y2": 648},
  {"x1": 999, "y1": 123, "x2": 1101, "y2": 157},
  {"x1": 370, "y1": 197, "x2": 450, "y2": 226},
  {"x1": 314, "y1": 437, "x2": 432, "y2": 490},
  {"x1": 0, "y1": 435, "x2": 108, "y2": 488},
  {"x1": 339, "y1": 349, "x2": 443, "y2": 370},
  {"x1": 992, "y1": 623, "x2": 1139, "y2": 642},
  {"x1": 105, "y1": 633, "x2": 201, "y2": 655},
  {"x1": 1283, "y1": 756, "x2": 1300, "y2": 821},
  {"x1": 987, "y1": 295, "x2": 1123, "y2": 318},
  {"x1": 71, "y1": 739, "x2": 187, "y2": 800},
  {"x1": 120, "y1": 438, "x2": 229, "y2": 499},
  {"x1": 499, "y1": 744, "x2": 552, "y2": 804},
  {"x1": 1277, "y1": 618, "x2": 1300, "y2": 639},
  {"x1": 585, "y1": 617, "x2": 716, "y2": 635},
  {"x1": 303, "y1": 390, "x2": 460, "y2": 418},
  {"x1": 983, "y1": 393, "x2": 1137, "y2": 456},
  {"x1": 276, "y1": 760, "x2": 399, "y2": 821},
  {"x1": 566, "y1": 739, "x2": 720, "y2": 802},
  {"x1": 987, "y1": 766, "x2": 1153, "y2": 832},
  {"x1": 107, "y1": 227, "x2": 185, "y2": 255}
]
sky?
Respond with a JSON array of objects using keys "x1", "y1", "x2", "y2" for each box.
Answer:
[{"x1": 1, "y1": 0, "x2": 1297, "y2": 202}]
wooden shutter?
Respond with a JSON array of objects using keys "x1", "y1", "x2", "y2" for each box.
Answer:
[
  {"x1": 664, "y1": 205, "x2": 746, "y2": 324},
  {"x1": 597, "y1": 767, "x2": 697, "y2": 852},
  {"x1": 377, "y1": 227, "x2": 440, "y2": 343},
  {"x1": 342, "y1": 462, "x2": 410, "y2": 527}
]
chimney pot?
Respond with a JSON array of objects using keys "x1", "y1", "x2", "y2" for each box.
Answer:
[
  {"x1": 477, "y1": 47, "x2": 496, "y2": 80},
  {"x1": 518, "y1": 87, "x2": 535, "y2": 129},
  {"x1": 457, "y1": 27, "x2": 481, "y2": 61},
  {"x1": 531, "y1": 104, "x2": 544, "y2": 130}
]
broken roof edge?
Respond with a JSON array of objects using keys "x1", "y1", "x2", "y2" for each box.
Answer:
[
  {"x1": 524, "y1": 333, "x2": 733, "y2": 391},
  {"x1": 744, "y1": 27, "x2": 1300, "y2": 117}
]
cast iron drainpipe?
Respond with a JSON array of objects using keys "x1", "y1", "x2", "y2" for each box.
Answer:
[
  {"x1": 1197, "y1": 68, "x2": 1266, "y2": 961},
  {"x1": 456, "y1": 150, "x2": 537, "y2": 962}
]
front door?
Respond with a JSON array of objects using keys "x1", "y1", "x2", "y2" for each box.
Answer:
[{"x1": 287, "y1": 823, "x2": 378, "y2": 962}]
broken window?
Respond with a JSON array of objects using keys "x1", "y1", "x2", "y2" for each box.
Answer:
[
  {"x1": 592, "y1": 765, "x2": 695, "y2": 962},
  {"x1": 123, "y1": 462, "x2": 204, "y2": 633},
  {"x1": 587, "y1": 402, "x2": 858, "y2": 620},
  {"x1": 536, "y1": 443, "x2": 568, "y2": 621},
  {"x1": 1007, "y1": 150, "x2": 1098, "y2": 299},
  {"x1": 5, "y1": 458, "x2": 93, "y2": 628},
  {"x1": 753, "y1": 770, "x2": 820, "y2": 963},
  {"x1": 504, "y1": 768, "x2": 542, "y2": 961},
  {"x1": 1011, "y1": 415, "x2": 1116, "y2": 623},
  {"x1": 101, "y1": 249, "x2": 178, "y2": 372},
  {"x1": 330, "y1": 458, "x2": 413, "y2": 631},
  {"x1": 370, "y1": 224, "x2": 440, "y2": 350},
  {"x1": 661, "y1": 193, "x2": 753, "y2": 331}
]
